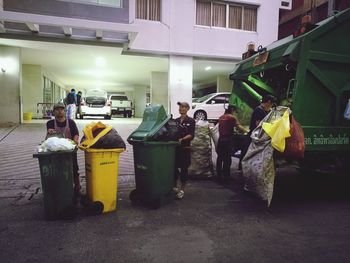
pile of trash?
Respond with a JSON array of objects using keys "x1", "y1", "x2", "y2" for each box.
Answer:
[
  {"x1": 188, "y1": 120, "x2": 214, "y2": 178},
  {"x1": 80, "y1": 121, "x2": 126, "y2": 150},
  {"x1": 242, "y1": 106, "x2": 305, "y2": 207},
  {"x1": 36, "y1": 137, "x2": 76, "y2": 152}
]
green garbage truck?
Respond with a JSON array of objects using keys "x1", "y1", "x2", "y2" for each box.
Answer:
[{"x1": 229, "y1": 8, "x2": 350, "y2": 172}]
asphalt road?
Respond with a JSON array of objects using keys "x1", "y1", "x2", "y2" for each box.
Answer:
[
  {"x1": 1, "y1": 168, "x2": 350, "y2": 263},
  {"x1": 1, "y1": 120, "x2": 350, "y2": 262}
]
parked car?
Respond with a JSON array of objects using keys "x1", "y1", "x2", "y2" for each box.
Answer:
[
  {"x1": 188, "y1": 92, "x2": 231, "y2": 120},
  {"x1": 109, "y1": 94, "x2": 133, "y2": 118},
  {"x1": 79, "y1": 89, "x2": 112, "y2": 119}
]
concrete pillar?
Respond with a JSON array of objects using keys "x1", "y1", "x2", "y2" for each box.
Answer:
[
  {"x1": 22, "y1": 64, "x2": 43, "y2": 118},
  {"x1": 217, "y1": 75, "x2": 232, "y2": 93},
  {"x1": 134, "y1": 85, "x2": 147, "y2": 118},
  {"x1": 0, "y1": 46, "x2": 22, "y2": 124},
  {"x1": 168, "y1": 55, "x2": 193, "y2": 118},
  {"x1": 151, "y1": 71, "x2": 168, "y2": 112}
]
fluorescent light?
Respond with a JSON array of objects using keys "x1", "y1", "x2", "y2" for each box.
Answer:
[
  {"x1": 205, "y1": 66, "x2": 212, "y2": 71},
  {"x1": 95, "y1": 57, "x2": 106, "y2": 67}
]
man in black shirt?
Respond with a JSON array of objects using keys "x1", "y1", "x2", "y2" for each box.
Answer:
[
  {"x1": 46, "y1": 103, "x2": 80, "y2": 194},
  {"x1": 174, "y1": 101, "x2": 195, "y2": 199}
]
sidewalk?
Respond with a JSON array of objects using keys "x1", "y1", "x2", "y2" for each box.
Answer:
[{"x1": 0, "y1": 119, "x2": 140, "y2": 204}]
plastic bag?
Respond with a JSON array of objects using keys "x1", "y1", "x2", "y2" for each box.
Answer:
[
  {"x1": 262, "y1": 109, "x2": 291, "y2": 152},
  {"x1": 242, "y1": 127, "x2": 275, "y2": 207},
  {"x1": 210, "y1": 123, "x2": 219, "y2": 151},
  {"x1": 283, "y1": 116, "x2": 305, "y2": 159},
  {"x1": 188, "y1": 121, "x2": 214, "y2": 177},
  {"x1": 39, "y1": 137, "x2": 76, "y2": 152}
]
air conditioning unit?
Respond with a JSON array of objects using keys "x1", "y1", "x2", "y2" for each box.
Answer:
[{"x1": 280, "y1": 0, "x2": 292, "y2": 10}]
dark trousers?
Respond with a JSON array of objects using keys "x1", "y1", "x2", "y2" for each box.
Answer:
[
  {"x1": 239, "y1": 136, "x2": 251, "y2": 170},
  {"x1": 216, "y1": 140, "x2": 232, "y2": 178},
  {"x1": 175, "y1": 147, "x2": 190, "y2": 186}
]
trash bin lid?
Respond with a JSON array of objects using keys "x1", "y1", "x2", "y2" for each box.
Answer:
[{"x1": 128, "y1": 105, "x2": 170, "y2": 143}]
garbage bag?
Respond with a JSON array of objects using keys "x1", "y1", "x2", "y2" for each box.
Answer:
[
  {"x1": 152, "y1": 119, "x2": 184, "y2": 141},
  {"x1": 188, "y1": 121, "x2": 214, "y2": 178},
  {"x1": 242, "y1": 128, "x2": 275, "y2": 207},
  {"x1": 210, "y1": 123, "x2": 219, "y2": 152},
  {"x1": 242, "y1": 107, "x2": 288, "y2": 207},
  {"x1": 262, "y1": 109, "x2": 291, "y2": 152},
  {"x1": 38, "y1": 137, "x2": 76, "y2": 152},
  {"x1": 80, "y1": 122, "x2": 125, "y2": 149},
  {"x1": 283, "y1": 115, "x2": 305, "y2": 159}
]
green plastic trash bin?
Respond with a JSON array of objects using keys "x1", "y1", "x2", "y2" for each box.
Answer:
[
  {"x1": 33, "y1": 150, "x2": 76, "y2": 220},
  {"x1": 127, "y1": 105, "x2": 178, "y2": 208}
]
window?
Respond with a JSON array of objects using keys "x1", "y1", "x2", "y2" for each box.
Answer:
[
  {"x1": 136, "y1": 0, "x2": 161, "y2": 21},
  {"x1": 58, "y1": 0, "x2": 122, "y2": 7},
  {"x1": 208, "y1": 94, "x2": 229, "y2": 104},
  {"x1": 196, "y1": 1, "x2": 257, "y2": 32}
]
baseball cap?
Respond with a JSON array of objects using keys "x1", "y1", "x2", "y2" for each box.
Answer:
[
  {"x1": 177, "y1": 101, "x2": 190, "y2": 108},
  {"x1": 261, "y1": 94, "x2": 276, "y2": 103},
  {"x1": 53, "y1": 102, "x2": 66, "y2": 111}
]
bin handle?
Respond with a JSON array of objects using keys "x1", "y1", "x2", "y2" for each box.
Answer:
[
  {"x1": 286, "y1": 78, "x2": 297, "y2": 102},
  {"x1": 79, "y1": 125, "x2": 113, "y2": 150}
]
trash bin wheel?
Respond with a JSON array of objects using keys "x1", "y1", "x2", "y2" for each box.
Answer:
[{"x1": 129, "y1": 189, "x2": 141, "y2": 203}]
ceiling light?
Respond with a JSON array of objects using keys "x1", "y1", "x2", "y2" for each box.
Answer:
[
  {"x1": 205, "y1": 66, "x2": 212, "y2": 71},
  {"x1": 95, "y1": 57, "x2": 106, "y2": 67}
]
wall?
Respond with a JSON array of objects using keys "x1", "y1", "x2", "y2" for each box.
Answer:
[
  {"x1": 22, "y1": 64, "x2": 43, "y2": 117},
  {"x1": 3, "y1": 0, "x2": 129, "y2": 23},
  {"x1": 150, "y1": 72, "x2": 168, "y2": 112},
  {"x1": 133, "y1": 85, "x2": 147, "y2": 118},
  {"x1": 0, "y1": 46, "x2": 21, "y2": 124},
  {"x1": 217, "y1": 75, "x2": 232, "y2": 93},
  {"x1": 130, "y1": 0, "x2": 281, "y2": 59}
]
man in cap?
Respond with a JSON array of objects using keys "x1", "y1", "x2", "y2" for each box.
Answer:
[
  {"x1": 216, "y1": 105, "x2": 248, "y2": 182},
  {"x1": 46, "y1": 102, "x2": 81, "y2": 195},
  {"x1": 174, "y1": 101, "x2": 195, "y2": 199}
]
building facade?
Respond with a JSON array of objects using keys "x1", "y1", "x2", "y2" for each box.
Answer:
[{"x1": 1, "y1": 0, "x2": 287, "y2": 122}]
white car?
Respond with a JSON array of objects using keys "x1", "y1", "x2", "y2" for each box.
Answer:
[
  {"x1": 79, "y1": 89, "x2": 112, "y2": 119},
  {"x1": 188, "y1": 92, "x2": 231, "y2": 120}
]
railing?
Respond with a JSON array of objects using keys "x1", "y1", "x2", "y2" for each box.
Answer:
[{"x1": 36, "y1": 103, "x2": 55, "y2": 119}]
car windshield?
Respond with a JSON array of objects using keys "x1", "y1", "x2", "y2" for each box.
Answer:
[
  {"x1": 196, "y1": 93, "x2": 215, "y2": 103},
  {"x1": 86, "y1": 89, "x2": 107, "y2": 98}
]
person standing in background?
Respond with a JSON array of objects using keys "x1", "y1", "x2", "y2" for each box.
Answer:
[
  {"x1": 65, "y1": 89, "x2": 77, "y2": 119},
  {"x1": 216, "y1": 105, "x2": 248, "y2": 182},
  {"x1": 76, "y1": 91, "x2": 82, "y2": 119}
]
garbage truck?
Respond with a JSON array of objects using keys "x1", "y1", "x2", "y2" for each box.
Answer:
[{"x1": 229, "y1": 8, "x2": 350, "y2": 173}]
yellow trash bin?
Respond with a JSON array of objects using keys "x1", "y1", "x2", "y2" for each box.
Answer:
[
  {"x1": 84, "y1": 148, "x2": 125, "y2": 213},
  {"x1": 23, "y1": 112, "x2": 32, "y2": 121}
]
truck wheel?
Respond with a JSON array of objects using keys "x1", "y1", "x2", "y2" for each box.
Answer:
[
  {"x1": 194, "y1": 110, "x2": 207, "y2": 121},
  {"x1": 104, "y1": 115, "x2": 111, "y2": 120},
  {"x1": 123, "y1": 112, "x2": 127, "y2": 118},
  {"x1": 127, "y1": 111, "x2": 132, "y2": 118}
]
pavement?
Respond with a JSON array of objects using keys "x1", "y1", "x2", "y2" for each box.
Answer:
[{"x1": 1, "y1": 119, "x2": 350, "y2": 263}]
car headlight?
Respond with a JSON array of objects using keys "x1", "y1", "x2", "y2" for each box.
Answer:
[{"x1": 192, "y1": 105, "x2": 196, "y2": 109}]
